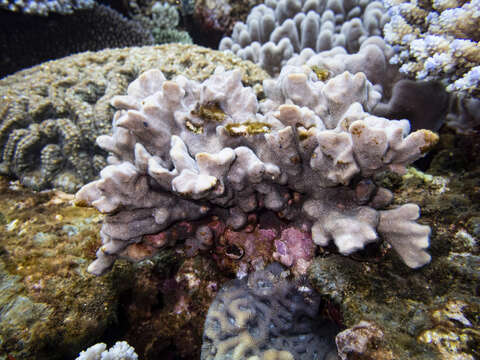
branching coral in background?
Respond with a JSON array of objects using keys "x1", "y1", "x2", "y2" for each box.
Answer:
[
  {"x1": 219, "y1": 0, "x2": 390, "y2": 75},
  {"x1": 0, "y1": 0, "x2": 94, "y2": 15},
  {"x1": 383, "y1": 0, "x2": 480, "y2": 97},
  {"x1": 76, "y1": 65, "x2": 438, "y2": 275},
  {"x1": 130, "y1": 1, "x2": 192, "y2": 44}
]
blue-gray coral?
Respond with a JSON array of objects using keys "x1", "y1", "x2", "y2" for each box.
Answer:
[
  {"x1": 0, "y1": 0, "x2": 94, "y2": 15},
  {"x1": 75, "y1": 64, "x2": 437, "y2": 275},
  {"x1": 383, "y1": 0, "x2": 480, "y2": 97},
  {"x1": 201, "y1": 263, "x2": 338, "y2": 360}
]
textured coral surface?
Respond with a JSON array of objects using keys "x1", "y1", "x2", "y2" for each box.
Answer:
[
  {"x1": 201, "y1": 264, "x2": 338, "y2": 360},
  {"x1": 0, "y1": 127, "x2": 479, "y2": 360},
  {"x1": 0, "y1": 4, "x2": 154, "y2": 77}
]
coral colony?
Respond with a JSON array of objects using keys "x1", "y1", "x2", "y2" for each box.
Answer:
[
  {"x1": 201, "y1": 264, "x2": 338, "y2": 360},
  {"x1": 383, "y1": 0, "x2": 480, "y2": 96},
  {"x1": 76, "y1": 64, "x2": 438, "y2": 276},
  {"x1": 219, "y1": 0, "x2": 389, "y2": 75},
  {"x1": 0, "y1": 0, "x2": 95, "y2": 15}
]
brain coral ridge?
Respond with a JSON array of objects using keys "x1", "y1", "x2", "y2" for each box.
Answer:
[
  {"x1": 76, "y1": 65, "x2": 438, "y2": 276},
  {"x1": 219, "y1": 0, "x2": 390, "y2": 75}
]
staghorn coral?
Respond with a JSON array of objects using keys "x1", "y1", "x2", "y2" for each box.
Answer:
[
  {"x1": 0, "y1": 0, "x2": 94, "y2": 15},
  {"x1": 75, "y1": 64, "x2": 438, "y2": 276},
  {"x1": 219, "y1": 0, "x2": 390, "y2": 75},
  {"x1": 0, "y1": 44, "x2": 268, "y2": 192},
  {"x1": 201, "y1": 263, "x2": 338, "y2": 360},
  {"x1": 383, "y1": 0, "x2": 480, "y2": 97}
]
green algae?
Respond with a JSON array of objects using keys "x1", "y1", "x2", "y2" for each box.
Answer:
[
  {"x1": 0, "y1": 177, "x2": 134, "y2": 359},
  {"x1": 225, "y1": 121, "x2": 271, "y2": 136},
  {"x1": 191, "y1": 102, "x2": 226, "y2": 123},
  {"x1": 311, "y1": 65, "x2": 331, "y2": 81}
]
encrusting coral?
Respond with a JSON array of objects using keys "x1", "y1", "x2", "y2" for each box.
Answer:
[
  {"x1": 219, "y1": 0, "x2": 390, "y2": 75},
  {"x1": 201, "y1": 263, "x2": 338, "y2": 360},
  {"x1": 383, "y1": 0, "x2": 480, "y2": 97},
  {"x1": 76, "y1": 64, "x2": 438, "y2": 276}
]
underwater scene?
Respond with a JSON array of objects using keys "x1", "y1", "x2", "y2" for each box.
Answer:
[{"x1": 0, "y1": 0, "x2": 479, "y2": 359}]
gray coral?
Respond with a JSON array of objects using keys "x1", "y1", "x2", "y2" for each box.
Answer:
[
  {"x1": 219, "y1": 0, "x2": 390, "y2": 75},
  {"x1": 75, "y1": 64, "x2": 437, "y2": 275},
  {"x1": 0, "y1": 118, "x2": 96, "y2": 192},
  {"x1": 201, "y1": 264, "x2": 338, "y2": 360}
]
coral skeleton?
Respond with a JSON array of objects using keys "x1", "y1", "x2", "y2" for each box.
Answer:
[{"x1": 76, "y1": 66, "x2": 437, "y2": 275}]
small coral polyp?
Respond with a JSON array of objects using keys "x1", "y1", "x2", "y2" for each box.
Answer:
[{"x1": 76, "y1": 66, "x2": 438, "y2": 275}]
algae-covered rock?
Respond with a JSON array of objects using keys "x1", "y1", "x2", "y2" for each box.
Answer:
[
  {"x1": 308, "y1": 139, "x2": 480, "y2": 359},
  {"x1": 0, "y1": 44, "x2": 269, "y2": 193},
  {"x1": 0, "y1": 177, "x2": 135, "y2": 359}
]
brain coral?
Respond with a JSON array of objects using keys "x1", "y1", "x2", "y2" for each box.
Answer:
[
  {"x1": 76, "y1": 63, "x2": 438, "y2": 276},
  {"x1": 0, "y1": 44, "x2": 269, "y2": 192},
  {"x1": 201, "y1": 263, "x2": 338, "y2": 360}
]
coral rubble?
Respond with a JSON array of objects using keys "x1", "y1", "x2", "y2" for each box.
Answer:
[{"x1": 76, "y1": 64, "x2": 437, "y2": 275}]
